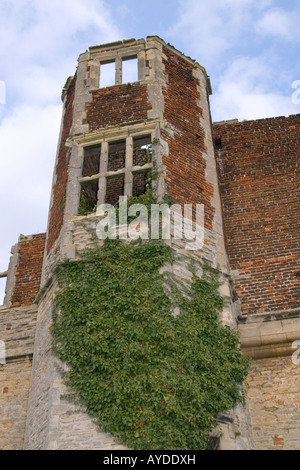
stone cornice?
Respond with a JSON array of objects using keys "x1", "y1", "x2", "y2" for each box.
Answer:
[{"x1": 238, "y1": 309, "x2": 300, "y2": 359}]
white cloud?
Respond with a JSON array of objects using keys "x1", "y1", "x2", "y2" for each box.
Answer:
[
  {"x1": 0, "y1": 103, "x2": 62, "y2": 241},
  {"x1": 0, "y1": 104, "x2": 61, "y2": 189},
  {"x1": 167, "y1": 0, "x2": 271, "y2": 66},
  {"x1": 210, "y1": 56, "x2": 298, "y2": 121},
  {"x1": 0, "y1": 0, "x2": 122, "y2": 107},
  {"x1": 166, "y1": 1, "x2": 300, "y2": 121},
  {"x1": 255, "y1": 7, "x2": 300, "y2": 42},
  {"x1": 0, "y1": 0, "x2": 120, "y2": 59},
  {"x1": 0, "y1": 101, "x2": 62, "y2": 300}
]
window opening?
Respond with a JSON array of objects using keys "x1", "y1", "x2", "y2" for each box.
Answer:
[
  {"x1": 132, "y1": 173, "x2": 148, "y2": 197},
  {"x1": 108, "y1": 140, "x2": 126, "y2": 172},
  {"x1": 82, "y1": 145, "x2": 101, "y2": 177},
  {"x1": 79, "y1": 181, "x2": 99, "y2": 216},
  {"x1": 214, "y1": 138, "x2": 222, "y2": 150},
  {"x1": 106, "y1": 175, "x2": 125, "y2": 206},
  {"x1": 133, "y1": 135, "x2": 152, "y2": 166},
  {"x1": 122, "y1": 57, "x2": 138, "y2": 84},
  {"x1": 100, "y1": 61, "x2": 115, "y2": 88}
]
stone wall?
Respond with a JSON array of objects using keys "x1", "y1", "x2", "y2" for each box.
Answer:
[
  {"x1": 0, "y1": 305, "x2": 37, "y2": 450},
  {"x1": 246, "y1": 355, "x2": 300, "y2": 449},
  {"x1": 23, "y1": 280, "x2": 128, "y2": 450},
  {"x1": 214, "y1": 114, "x2": 300, "y2": 450}
]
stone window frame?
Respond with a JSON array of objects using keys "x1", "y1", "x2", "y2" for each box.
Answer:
[
  {"x1": 78, "y1": 131, "x2": 154, "y2": 211},
  {"x1": 88, "y1": 41, "x2": 148, "y2": 91},
  {"x1": 99, "y1": 55, "x2": 139, "y2": 88}
]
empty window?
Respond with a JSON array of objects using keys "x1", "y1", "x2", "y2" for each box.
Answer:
[
  {"x1": 108, "y1": 140, "x2": 126, "y2": 171},
  {"x1": 82, "y1": 145, "x2": 101, "y2": 177},
  {"x1": 99, "y1": 56, "x2": 138, "y2": 88},
  {"x1": 132, "y1": 172, "x2": 148, "y2": 197},
  {"x1": 100, "y1": 61, "x2": 115, "y2": 88},
  {"x1": 133, "y1": 135, "x2": 152, "y2": 166},
  {"x1": 214, "y1": 138, "x2": 222, "y2": 150},
  {"x1": 122, "y1": 57, "x2": 138, "y2": 84},
  {"x1": 78, "y1": 181, "x2": 99, "y2": 216},
  {"x1": 106, "y1": 175, "x2": 125, "y2": 206}
]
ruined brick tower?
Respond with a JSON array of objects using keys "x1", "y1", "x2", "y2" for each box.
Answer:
[{"x1": 1, "y1": 36, "x2": 299, "y2": 450}]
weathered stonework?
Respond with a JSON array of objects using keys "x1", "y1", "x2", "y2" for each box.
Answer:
[
  {"x1": 0, "y1": 305, "x2": 37, "y2": 450},
  {"x1": 246, "y1": 356, "x2": 300, "y2": 450},
  {"x1": 0, "y1": 36, "x2": 299, "y2": 450}
]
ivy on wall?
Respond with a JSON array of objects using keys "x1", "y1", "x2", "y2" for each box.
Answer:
[{"x1": 51, "y1": 238, "x2": 250, "y2": 450}]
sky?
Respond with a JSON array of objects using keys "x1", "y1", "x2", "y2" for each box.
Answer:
[{"x1": 0, "y1": 0, "x2": 299, "y2": 302}]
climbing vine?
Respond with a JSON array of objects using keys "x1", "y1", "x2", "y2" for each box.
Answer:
[{"x1": 51, "y1": 238, "x2": 250, "y2": 450}]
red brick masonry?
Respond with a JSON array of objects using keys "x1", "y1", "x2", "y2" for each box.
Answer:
[
  {"x1": 47, "y1": 75, "x2": 77, "y2": 253},
  {"x1": 11, "y1": 233, "x2": 46, "y2": 307},
  {"x1": 86, "y1": 82, "x2": 150, "y2": 131},
  {"x1": 161, "y1": 47, "x2": 215, "y2": 230},
  {"x1": 213, "y1": 114, "x2": 300, "y2": 315}
]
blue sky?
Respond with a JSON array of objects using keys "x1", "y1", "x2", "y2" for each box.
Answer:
[{"x1": 0, "y1": 0, "x2": 299, "y2": 301}]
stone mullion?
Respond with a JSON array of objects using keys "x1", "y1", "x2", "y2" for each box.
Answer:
[
  {"x1": 124, "y1": 136, "x2": 133, "y2": 197},
  {"x1": 98, "y1": 142, "x2": 108, "y2": 205},
  {"x1": 115, "y1": 55, "x2": 122, "y2": 85}
]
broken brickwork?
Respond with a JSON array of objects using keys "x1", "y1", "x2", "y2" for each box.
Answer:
[{"x1": 9, "y1": 233, "x2": 46, "y2": 308}]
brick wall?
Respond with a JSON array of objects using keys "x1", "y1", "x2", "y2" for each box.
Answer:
[
  {"x1": 11, "y1": 234, "x2": 46, "y2": 308},
  {"x1": 86, "y1": 82, "x2": 150, "y2": 131},
  {"x1": 213, "y1": 115, "x2": 300, "y2": 314},
  {"x1": 47, "y1": 74, "x2": 77, "y2": 253},
  {"x1": 161, "y1": 47, "x2": 215, "y2": 230}
]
